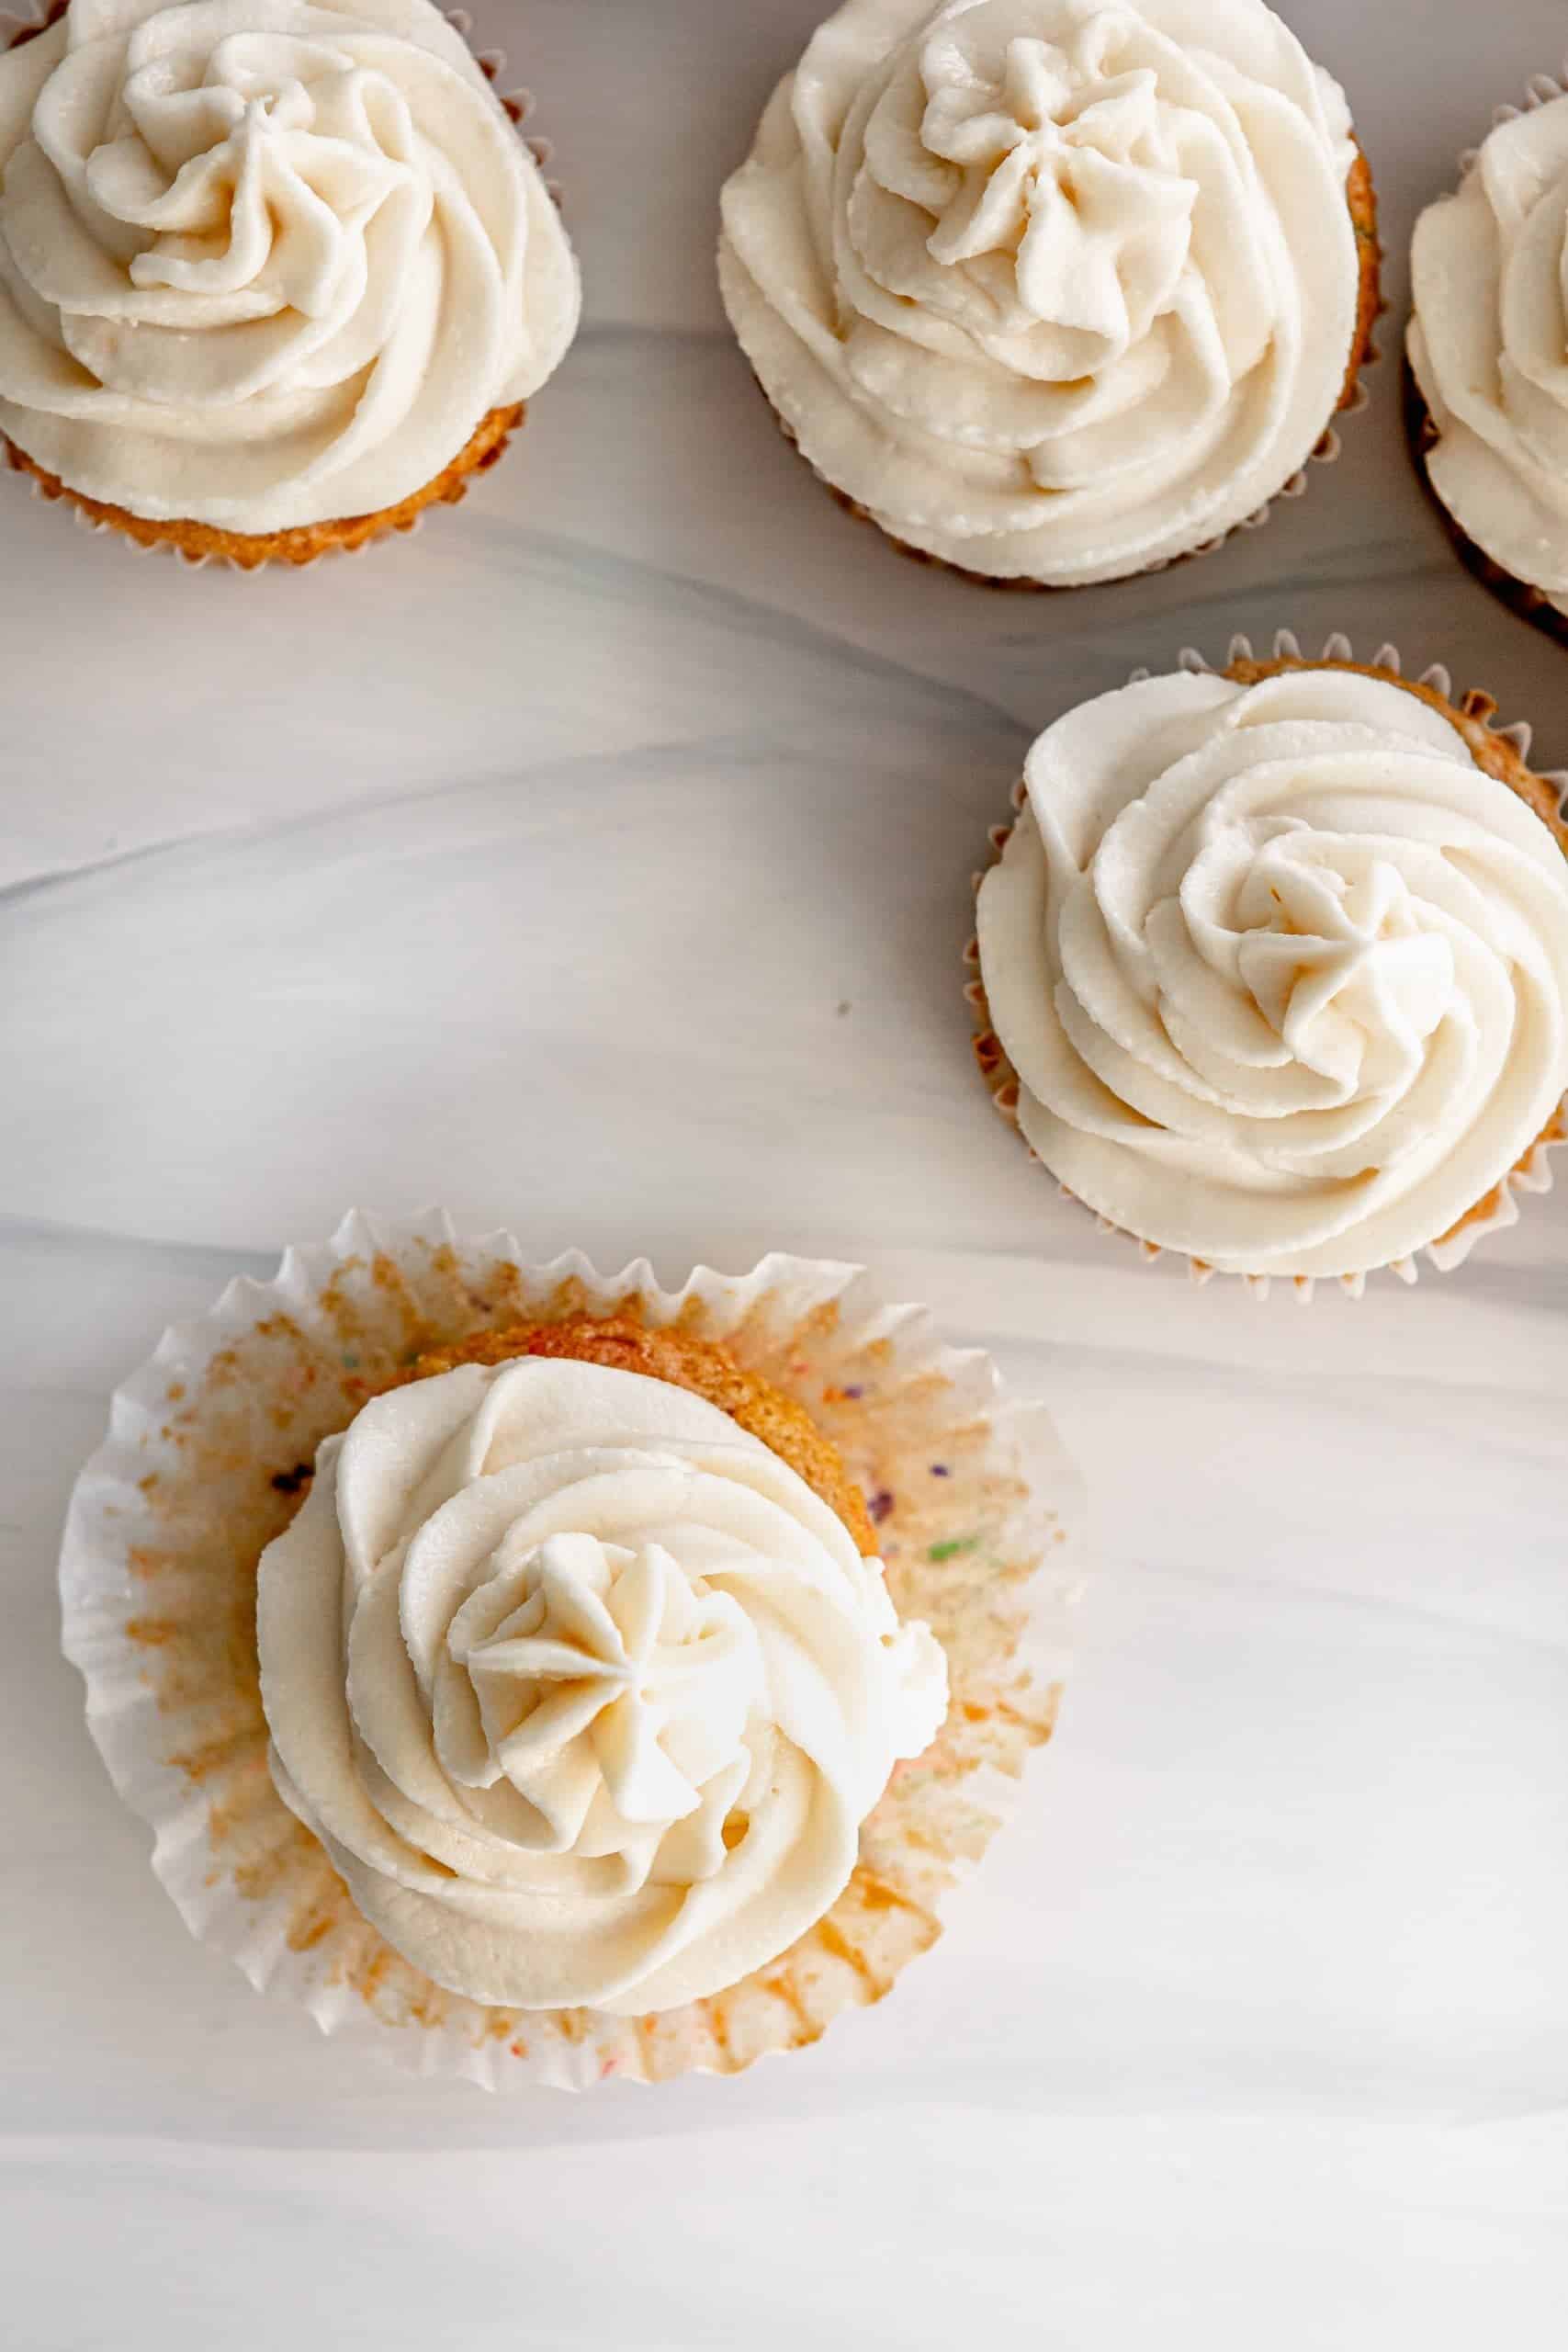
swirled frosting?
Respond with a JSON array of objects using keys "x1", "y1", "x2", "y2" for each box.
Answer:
[
  {"x1": 0, "y1": 0, "x2": 579, "y2": 531},
  {"x1": 1409, "y1": 93, "x2": 1568, "y2": 617},
  {"x1": 718, "y1": 0, "x2": 1360, "y2": 582},
  {"x1": 976, "y1": 666, "x2": 1568, "y2": 1276},
  {"x1": 256, "y1": 1355, "x2": 947, "y2": 2012}
]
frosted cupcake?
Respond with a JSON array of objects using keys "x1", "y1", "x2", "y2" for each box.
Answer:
[
  {"x1": 718, "y1": 0, "x2": 1379, "y2": 586},
  {"x1": 972, "y1": 649, "x2": 1568, "y2": 1286},
  {"x1": 1407, "y1": 72, "x2": 1568, "y2": 641},
  {"x1": 61, "y1": 1221, "x2": 1077, "y2": 2086},
  {"x1": 0, "y1": 0, "x2": 579, "y2": 566},
  {"x1": 259, "y1": 1319, "x2": 948, "y2": 2017}
]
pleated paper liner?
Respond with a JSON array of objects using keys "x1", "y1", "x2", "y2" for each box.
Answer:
[
  {"x1": 751, "y1": 138, "x2": 1381, "y2": 592},
  {"x1": 59, "y1": 1213, "x2": 1083, "y2": 2090},
  {"x1": 1405, "y1": 58, "x2": 1568, "y2": 648},
  {"x1": 964, "y1": 629, "x2": 1568, "y2": 1301},
  {"x1": 0, "y1": 3, "x2": 560, "y2": 571}
]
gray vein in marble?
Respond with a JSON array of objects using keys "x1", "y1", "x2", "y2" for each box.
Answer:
[
  {"x1": 5, "y1": 1, "x2": 1568, "y2": 2334},
  {"x1": 458, "y1": 524, "x2": 1034, "y2": 740}
]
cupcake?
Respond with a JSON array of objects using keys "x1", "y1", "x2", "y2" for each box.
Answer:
[
  {"x1": 0, "y1": 0, "x2": 580, "y2": 566},
  {"x1": 971, "y1": 642, "x2": 1568, "y2": 1288},
  {"x1": 61, "y1": 1218, "x2": 1078, "y2": 2086},
  {"x1": 718, "y1": 0, "x2": 1379, "y2": 586},
  {"x1": 260, "y1": 1321, "x2": 948, "y2": 2016},
  {"x1": 1407, "y1": 70, "x2": 1568, "y2": 641}
]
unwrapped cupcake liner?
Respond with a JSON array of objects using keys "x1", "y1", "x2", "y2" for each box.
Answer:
[
  {"x1": 59, "y1": 1211, "x2": 1084, "y2": 2090},
  {"x1": 964, "y1": 629, "x2": 1568, "y2": 1300},
  {"x1": 0, "y1": 3, "x2": 554, "y2": 571}
]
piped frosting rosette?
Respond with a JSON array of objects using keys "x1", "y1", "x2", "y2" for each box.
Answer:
[
  {"x1": 719, "y1": 0, "x2": 1366, "y2": 582},
  {"x1": 59, "y1": 1216, "x2": 1081, "y2": 2089},
  {"x1": 260, "y1": 1352, "x2": 947, "y2": 2016},
  {"x1": 0, "y1": 0, "x2": 579, "y2": 533},
  {"x1": 973, "y1": 643, "x2": 1568, "y2": 1285},
  {"x1": 1408, "y1": 64, "x2": 1568, "y2": 623}
]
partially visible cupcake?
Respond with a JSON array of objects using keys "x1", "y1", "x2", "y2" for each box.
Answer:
[
  {"x1": 971, "y1": 646, "x2": 1568, "y2": 1286},
  {"x1": 0, "y1": 0, "x2": 580, "y2": 566},
  {"x1": 1407, "y1": 70, "x2": 1568, "y2": 640},
  {"x1": 60, "y1": 1221, "x2": 1077, "y2": 2086},
  {"x1": 718, "y1": 0, "x2": 1379, "y2": 586}
]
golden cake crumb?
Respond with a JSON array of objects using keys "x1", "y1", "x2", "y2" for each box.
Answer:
[
  {"x1": 4, "y1": 402, "x2": 525, "y2": 570},
  {"x1": 404, "y1": 1315, "x2": 879, "y2": 1556}
]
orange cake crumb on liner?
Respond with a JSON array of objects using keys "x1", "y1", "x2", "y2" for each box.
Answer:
[
  {"x1": 964, "y1": 630, "x2": 1568, "y2": 1301},
  {"x1": 59, "y1": 1211, "x2": 1084, "y2": 2091},
  {"x1": 0, "y1": 3, "x2": 559, "y2": 571}
]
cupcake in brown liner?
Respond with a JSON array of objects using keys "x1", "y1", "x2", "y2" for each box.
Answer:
[
  {"x1": 1406, "y1": 64, "x2": 1568, "y2": 645},
  {"x1": 60, "y1": 1215, "x2": 1081, "y2": 2089},
  {"x1": 0, "y1": 0, "x2": 579, "y2": 569},
  {"x1": 718, "y1": 0, "x2": 1379, "y2": 589},
  {"x1": 967, "y1": 633, "x2": 1568, "y2": 1296}
]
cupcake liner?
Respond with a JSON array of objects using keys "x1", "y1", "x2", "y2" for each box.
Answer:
[
  {"x1": 1, "y1": 402, "x2": 525, "y2": 571},
  {"x1": 762, "y1": 140, "x2": 1378, "y2": 592},
  {"x1": 1406, "y1": 63, "x2": 1568, "y2": 648},
  {"x1": 0, "y1": 4, "x2": 554, "y2": 572},
  {"x1": 965, "y1": 629, "x2": 1568, "y2": 1300},
  {"x1": 59, "y1": 1212, "x2": 1084, "y2": 2091},
  {"x1": 1456, "y1": 61, "x2": 1568, "y2": 177}
]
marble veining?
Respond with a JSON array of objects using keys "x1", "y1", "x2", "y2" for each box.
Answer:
[{"x1": 2, "y1": 3, "x2": 1567, "y2": 2344}]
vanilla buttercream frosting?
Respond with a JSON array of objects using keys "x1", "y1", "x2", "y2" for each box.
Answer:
[
  {"x1": 256, "y1": 1354, "x2": 948, "y2": 2013},
  {"x1": 976, "y1": 665, "x2": 1568, "y2": 1276},
  {"x1": 718, "y1": 0, "x2": 1361, "y2": 583},
  {"x1": 1409, "y1": 89, "x2": 1568, "y2": 618},
  {"x1": 0, "y1": 0, "x2": 579, "y2": 532}
]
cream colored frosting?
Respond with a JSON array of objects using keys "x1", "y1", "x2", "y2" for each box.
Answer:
[
  {"x1": 976, "y1": 666, "x2": 1568, "y2": 1276},
  {"x1": 1409, "y1": 92, "x2": 1568, "y2": 618},
  {"x1": 256, "y1": 1355, "x2": 947, "y2": 2013},
  {"x1": 718, "y1": 0, "x2": 1359, "y2": 582},
  {"x1": 0, "y1": 0, "x2": 579, "y2": 531}
]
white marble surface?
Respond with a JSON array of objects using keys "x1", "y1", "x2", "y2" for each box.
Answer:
[{"x1": 5, "y1": 0, "x2": 1568, "y2": 2342}]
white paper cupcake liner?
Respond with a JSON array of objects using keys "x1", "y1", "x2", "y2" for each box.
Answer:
[
  {"x1": 1458, "y1": 60, "x2": 1568, "y2": 176},
  {"x1": 59, "y1": 1211, "x2": 1084, "y2": 2091},
  {"x1": 965, "y1": 629, "x2": 1568, "y2": 1300},
  {"x1": 0, "y1": 3, "x2": 554, "y2": 572}
]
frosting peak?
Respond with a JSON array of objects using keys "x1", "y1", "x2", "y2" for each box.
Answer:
[
  {"x1": 901, "y1": 28, "x2": 1198, "y2": 356},
  {"x1": 976, "y1": 665, "x2": 1568, "y2": 1276},
  {"x1": 0, "y1": 0, "x2": 580, "y2": 531},
  {"x1": 257, "y1": 1355, "x2": 947, "y2": 2013},
  {"x1": 443, "y1": 1531, "x2": 765, "y2": 1882},
  {"x1": 718, "y1": 0, "x2": 1360, "y2": 582}
]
